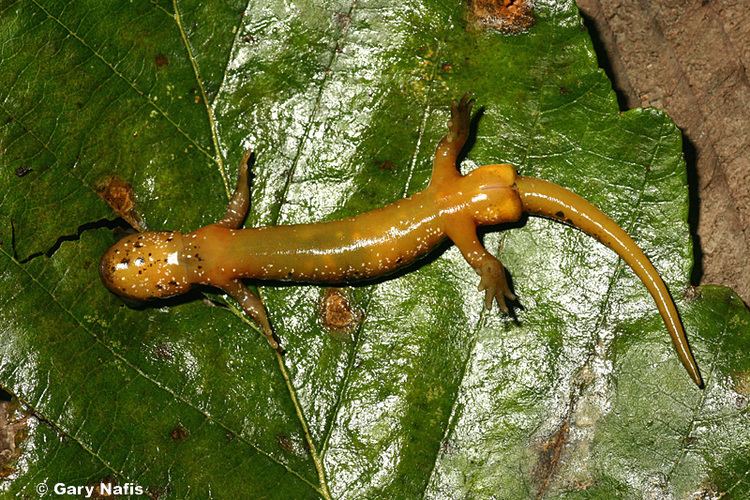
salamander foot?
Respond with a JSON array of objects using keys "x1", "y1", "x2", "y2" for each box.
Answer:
[
  {"x1": 447, "y1": 93, "x2": 474, "y2": 145},
  {"x1": 477, "y1": 258, "x2": 516, "y2": 313}
]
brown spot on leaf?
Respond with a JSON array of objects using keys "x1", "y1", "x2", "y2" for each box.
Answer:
[
  {"x1": 691, "y1": 480, "x2": 721, "y2": 499},
  {"x1": 684, "y1": 285, "x2": 701, "y2": 301},
  {"x1": 90, "y1": 476, "x2": 116, "y2": 499},
  {"x1": 0, "y1": 396, "x2": 29, "y2": 479},
  {"x1": 734, "y1": 394, "x2": 747, "y2": 410},
  {"x1": 731, "y1": 371, "x2": 750, "y2": 396},
  {"x1": 534, "y1": 418, "x2": 569, "y2": 498},
  {"x1": 95, "y1": 176, "x2": 144, "y2": 231},
  {"x1": 154, "y1": 53, "x2": 169, "y2": 68},
  {"x1": 14, "y1": 166, "x2": 31, "y2": 177},
  {"x1": 378, "y1": 160, "x2": 396, "y2": 171},
  {"x1": 147, "y1": 485, "x2": 167, "y2": 500},
  {"x1": 572, "y1": 478, "x2": 593, "y2": 491},
  {"x1": 334, "y1": 11, "x2": 351, "y2": 30},
  {"x1": 170, "y1": 423, "x2": 189, "y2": 442},
  {"x1": 466, "y1": 0, "x2": 535, "y2": 34},
  {"x1": 277, "y1": 434, "x2": 294, "y2": 453},
  {"x1": 441, "y1": 62, "x2": 453, "y2": 72},
  {"x1": 153, "y1": 344, "x2": 173, "y2": 361},
  {"x1": 320, "y1": 288, "x2": 361, "y2": 337}
]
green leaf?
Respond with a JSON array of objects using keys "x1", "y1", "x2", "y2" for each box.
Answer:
[{"x1": 1, "y1": 0, "x2": 748, "y2": 498}]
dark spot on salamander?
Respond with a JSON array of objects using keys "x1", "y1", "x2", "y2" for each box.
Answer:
[
  {"x1": 168, "y1": 280, "x2": 177, "y2": 286},
  {"x1": 555, "y1": 211, "x2": 565, "y2": 219},
  {"x1": 156, "y1": 284, "x2": 164, "y2": 290},
  {"x1": 120, "y1": 258, "x2": 130, "y2": 265}
]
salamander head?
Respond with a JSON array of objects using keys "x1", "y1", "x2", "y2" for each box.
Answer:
[{"x1": 99, "y1": 231, "x2": 192, "y2": 301}]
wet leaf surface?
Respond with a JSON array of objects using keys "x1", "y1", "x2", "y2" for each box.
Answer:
[{"x1": 1, "y1": 0, "x2": 748, "y2": 497}]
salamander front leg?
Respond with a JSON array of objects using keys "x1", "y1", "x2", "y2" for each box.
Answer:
[
  {"x1": 430, "y1": 94, "x2": 474, "y2": 185},
  {"x1": 221, "y1": 279, "x2": 281, "y2": 352},
  {"x1": 445, "y1": 216, "x2": 516, "y2": 312},
  {"x1": 217, "y1": 149, "x2": 252, "y2": 229}
]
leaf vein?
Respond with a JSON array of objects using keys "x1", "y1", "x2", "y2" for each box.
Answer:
[{"x1": 170, "y1": 0, "x2": 230, "y2": 196}]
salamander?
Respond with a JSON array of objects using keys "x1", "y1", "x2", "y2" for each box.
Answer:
[{"x1": 99, "y1": 95, "x2": 704, "y2": 387}]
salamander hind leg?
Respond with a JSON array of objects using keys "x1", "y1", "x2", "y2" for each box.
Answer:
[
  {"x1": 221, "y1": 279, "x2": 282, "y2": 352},
  {"x1": 444, "y1": 215, "x2": 516, "y2": 313},
  {"x1": 430, "y1": 94, "x2": 475, "y2": 185}
]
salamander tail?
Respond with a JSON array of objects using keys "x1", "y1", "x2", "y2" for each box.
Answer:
[{"x1": 515, "y1": 176, "x2": 703, "y2": 388}]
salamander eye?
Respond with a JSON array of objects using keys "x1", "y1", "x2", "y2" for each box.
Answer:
[{"x1": 100, "y1": 231, "x2": 192, "y2": 301}]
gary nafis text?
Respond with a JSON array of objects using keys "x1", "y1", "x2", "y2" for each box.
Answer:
[{"x1": 43, "y1": 481, "x2": 144, "y2": 497}]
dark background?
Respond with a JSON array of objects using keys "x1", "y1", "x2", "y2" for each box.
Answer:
[{"x1": 576, "y1": 0, "x2": 750, "y2": 304}]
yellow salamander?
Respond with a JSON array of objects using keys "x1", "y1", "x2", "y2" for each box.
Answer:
[{"x1": 100, "y1": 96, "x2": 703, "y2": 387}]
